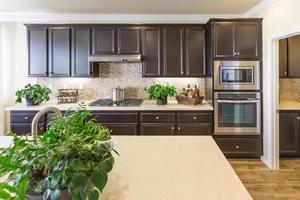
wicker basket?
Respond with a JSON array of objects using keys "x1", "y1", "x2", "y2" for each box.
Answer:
[{"x1": 175, "y1": 95, "x2": 204, "y2": 105}]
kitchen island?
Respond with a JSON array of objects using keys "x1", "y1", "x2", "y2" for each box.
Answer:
[{"x1": 0, "y1": 136, "x2": 252, "y2": 200}]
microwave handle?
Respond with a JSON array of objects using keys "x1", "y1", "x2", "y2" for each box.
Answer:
[{"x1": 217, "y1": 100, "x2": 259, "y2": 103}]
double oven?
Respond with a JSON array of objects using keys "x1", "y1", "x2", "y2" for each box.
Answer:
[{"x1": 214, "y1": 61, "x2": 261, "y2": 135}]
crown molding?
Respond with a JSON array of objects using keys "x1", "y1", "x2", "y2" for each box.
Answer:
[
  {"x1": 0, "y1": 13, "x2": 241, "y2": 23},
  {"x1": 243, "y1": 0, "x2": 276, "y2": 17}
]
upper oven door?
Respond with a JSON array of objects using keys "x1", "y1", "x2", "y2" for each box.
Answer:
[{"x1": 214, "y1": 61, "x2": 260, "y2": 90}]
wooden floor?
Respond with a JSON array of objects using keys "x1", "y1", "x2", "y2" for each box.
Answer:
[{"x1": 229, "y1": 159, "x2": 300, "y2": 200}]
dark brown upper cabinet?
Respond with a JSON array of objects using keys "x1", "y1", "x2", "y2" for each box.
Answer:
[
  {"x1": 212, "y1": 19, "x2": 262, "y2": 60},
  {"x1": 48, "y1": 27, "x2": 71, "y2": 77},
  {"x1": 163, "y1": 27, "x2": 184, "y2": 77},
  {"x1": 280, "y1": 112, "x2": 300, "y2": 157},
  {"x1": 27, "y1": 26, "x2": 48, "y2": 77},
  {"x1": 92, "y1": 28, "x2": 116, "y2": 55},
  {"x1": 71, "y1": 27, "x2": 93, "y2": 77},
  {"x1": 117, "y1": 27, "x2": 141, "y2": 54},
  {"x1": 279, "y1": 35, "x2": 300, "y2": 78},
  {"x1": 279, "y1": 38, "x2": 288, "y2": 78},
  {"x1": 185, "y1": 27, "x2": 205, "y2": 77},
  {"x1": 141, "y1": 27, "x2": 162, "y2": 77}
]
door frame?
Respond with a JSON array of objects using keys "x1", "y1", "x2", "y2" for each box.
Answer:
[{"x1": 263, "y1": 26, "x2": 300, "y2": 170}]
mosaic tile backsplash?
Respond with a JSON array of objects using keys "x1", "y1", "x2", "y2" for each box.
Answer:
[
  {"x1": 38, "y1": 63, "x2": 205, "y2": 101},
  {"x1": 280, "y1": 78, "x2": 300, "y2": 101}
]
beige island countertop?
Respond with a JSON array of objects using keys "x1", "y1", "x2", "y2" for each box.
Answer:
[
  {"x1": 5, "y1": 100, "x2": 213, "y2": 111},
  {"x1": 0, "y1": 136, "x2": 251, "y2": 200},
  {"x1": 279, "y1": 100, "x2": 300, "y2": 110}
]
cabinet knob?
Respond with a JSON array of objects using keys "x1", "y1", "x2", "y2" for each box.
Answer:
[
  {"x1": 237, "y1": 52, "x2": 240, "y2": 56},
  {"x1": 39, "y1": 127, "x2": 43, "y2": 131},
  {"x1": 193, "y1": 116, "x2": 197, "y2": 120},
  {"x1": 285, "y1": 72, "x2": 288, "y2": 76},
  {"x1": 171, "y1": 126, "x2": 175, "y2": 130},
  {"x1": 178, "y1": 127, "x2": 181, "y2": 131},
  {"x1": 155, "y1": 116, "x2": 160, "y2": 120},
  {"x1": 24, "y1": 116, "x2": 30, "y2": 120},
  {"x1": 235, "y1": 145, "x2": 240, "y2": 149},
  {"x1": 297, "y1": 117, "x2": 300, "y2": 120},
  {"x1": 234, "y1": 52, "x2": 237, "y2": 56},
  {"x1": 110, "y1": 129, "x2": 113, "y2": 133}
]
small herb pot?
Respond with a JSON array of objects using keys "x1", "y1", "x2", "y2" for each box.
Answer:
[
  {"x1": 156, "y1": 97, "x2": 167, "y2": 105},
  {"x1": 26, "y1": 189, "x2": 71, "y2": 200},
  {"x1": 26, "y1": 98, "x2": 39, "y2": 106}
]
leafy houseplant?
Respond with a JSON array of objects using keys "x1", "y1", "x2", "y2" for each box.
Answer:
[
  {"x1": 147, "y1": 84, "x2": 177, "y2": 105},
  {"x1": 0, "y1": 104, "x2": 116, "y2": 200},
  {"x1": 15, "y1": 84, "x2": 51, "y2": 106}
]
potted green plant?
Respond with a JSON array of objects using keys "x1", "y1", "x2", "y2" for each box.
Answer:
[
  {"x1": 147, "y1": 84, "x2": 177, "y2": 105},
  {"x1": 0, "y1": 104, "x2": 117, "y2": 200},
  {"x1": 15, "y1": 84, "x2": 51, "y2": 106}
]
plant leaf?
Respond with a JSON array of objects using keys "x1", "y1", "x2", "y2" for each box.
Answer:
[
  {"x1": 43, "y1": 189, "x2": 51, "y2": 200},
  {"x1": 88, "y1": 189, "x2": 99, "y2": 200},
  {"x1": 91, "y1": 170, "x2": 108, "y2": 193},
  {"x1": 98, "y1": 157, "x2": 114, "y2": 173},
  {"x1": 72, "y1": 173, "x2": 88, "y2": 187},
  {"x1": 50, "y1": 189, "x2": 61, "y2": 200}
]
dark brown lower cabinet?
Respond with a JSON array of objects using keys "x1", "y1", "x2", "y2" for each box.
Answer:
[
  {"x1": 177, "y1": 123, "x2": 212, "y2": 135},
  {"x1": 214, "y1": 137, "x2": 261, "y2": 158},
  {"x1": 101, "y1": 123, "x2": 138, "y2": 135},
  {"x1": 10, "y1": 123, "x2": 45, "y2": 136},
  {"x1": 279, "y1": 112, "x2": 300, "y2": 157},
  {"x1": 140, "y1": 123, "x2": 175, "y2": 135}
]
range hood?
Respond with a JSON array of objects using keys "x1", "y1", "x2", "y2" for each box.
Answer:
[{"x1": 88, "y1": 54, "x2": 142, "y2": 63}]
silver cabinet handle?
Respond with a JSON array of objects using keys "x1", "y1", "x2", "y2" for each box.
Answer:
[
  {"x1": 193, "y1": 116, "x2": 197, "y2": 120},
  {"x1": 24, "y1": 116, "x2": 30, "y2": 120},
  {"x1": 155, "y1": 116, "x2": 160, "y2": 120},
  {"x1": 217, "y1": 100, "x2": 259, "y2": 104},
  {"x1": 235, "y1": 145, "x2": 240, "y2": 149}
]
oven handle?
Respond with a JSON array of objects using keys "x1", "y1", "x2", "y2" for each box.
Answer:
[{"x1": 217, "y1": 100, "x2": 259, "y2": 103}]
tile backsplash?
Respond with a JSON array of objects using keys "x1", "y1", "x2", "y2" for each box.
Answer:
[
  {"x1": 280, "y1": 78, "x2": 300, "y2": 101},
  {"x1": 38, "y1": 63, "x2": 205, "y2": 101}
]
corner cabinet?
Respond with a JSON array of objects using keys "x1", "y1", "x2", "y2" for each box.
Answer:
[
  {"x1": 279, "y1": 111, "x2": 300, "y2": 157},
  {"x1": 27, "y1": 26, "x2": 48, "y2": 77},
  {"x1": 211, "y1": 19, "x2": 262, "y2": 60}
]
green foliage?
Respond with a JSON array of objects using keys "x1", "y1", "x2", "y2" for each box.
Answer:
[
  {"x1": 147, "y1": 83, "x2": 177, "y2": 100},
  {"x1": 0, "y1": 104, "x2": 116, "y2": 199},
  {"x1": 15, "y1": 84, "x2": 51, "y2": 105}
]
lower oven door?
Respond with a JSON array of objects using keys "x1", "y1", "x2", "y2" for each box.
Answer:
[{"x1": 214, "y1": 99, "x2": 261, "y2": 135}]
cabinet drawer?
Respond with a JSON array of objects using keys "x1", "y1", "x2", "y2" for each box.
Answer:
[
  {"x1": 140, "y1": 112, "x2": 176, "y2": 123},
  {"x1": 214, "y1": 137, "x2": 261, "y2": 158},
  {"x1": 93, "y1": 112, "x2": 138, "y2": 123},
  {"x1": 101, "y1": 123, "x2": 137, "y2": 135},
  {"x1": 10, "y1": 123, "x2": 45, "y2": 136},
  {"x1": 11, "y1": 111, "x2": 45, "y2": 123},
  {"x1": 140, "y1": 123, "x2": 175, "y2": 135},
  {"x1": 177, "y1": 123, "x2": 212, "y2": 135},
  {"x1": 178, "y1": 112, "x2": 212, "y2": 123}
]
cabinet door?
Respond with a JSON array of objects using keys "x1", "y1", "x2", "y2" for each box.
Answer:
[
  {"x1": 140, "y1": 123, "x2": 175, "y2": 135},
  {"x1": 142, "y1": 28, "x2": 162, "y2": 77},
  {"x1": 279, "y1": 112, "x2": 300, "y2": 157},
  {"x1": 11, "y1": 123, "x2": 45, "y2": 136},
  {"x1": 185, "y1": 27, "x2": 205, "y2": 77},
  {"x1": 117, "y1": 27, "x2": 141, "y2": 54},
  {"x1": 163, "y1": 27, "x2": 184, "y2": 77},
  {"x1": 288, "y1": 35, "x2": 300, "y2": 78},
  {"x1": 48, "y1": 27, "x2": 71, "y2": 77},
  {"x1": 72, "y1": 27, "x2": 92, "y2": 77},
  {"x1": 214, "y1": 23, "x2": 235, "y2": 58},
  {"x1": 177, "y1": 123, "x2": 212, "y2": 135},
  {"x1": 92, "y1": 28, "x2": 116, "y2": 54},
  {"x1": 235, "y1": 22, "x2": 260, "y2": 59},
  {"x1": 27, "y1": 26, "x2": 48, "y2": 77},
  {"x1": 101, "y1": 123, "x2": 137, "y2": 135},
  {"x1": 279, "y1": 39, "x2": 288, "y2": 78}
]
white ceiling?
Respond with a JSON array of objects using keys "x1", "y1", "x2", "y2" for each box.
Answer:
[{"x1": 0, "y1": 0, "x2": 263, "y2": 14}]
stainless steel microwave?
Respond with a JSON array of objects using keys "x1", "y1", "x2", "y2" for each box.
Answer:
[{"x1": 214, "y1": 61, "x2": 260, "y2": 90}]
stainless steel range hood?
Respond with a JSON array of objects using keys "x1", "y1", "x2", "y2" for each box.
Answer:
[{"x1": 88, "y1": 54, "x2": 142, "y2": 63}]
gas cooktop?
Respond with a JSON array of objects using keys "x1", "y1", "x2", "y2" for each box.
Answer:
[{"x1": 89, "y1": 99, "x2": 143, "y2": 107}]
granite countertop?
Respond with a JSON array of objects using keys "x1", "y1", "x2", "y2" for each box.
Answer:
[
  {"x1": 0, "y1": 136, "x2": 251, "y2": 200},
  {"x1": 279, "y1": 100, "x2": 300, "y2": 110},
  {"x1": 5, "y1": 100, "x2": 213, "y2": 111}
]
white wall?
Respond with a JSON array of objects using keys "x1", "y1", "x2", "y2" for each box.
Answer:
[{"x1": 251, "y1": 0, "x2": 300, "y2": 169}]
